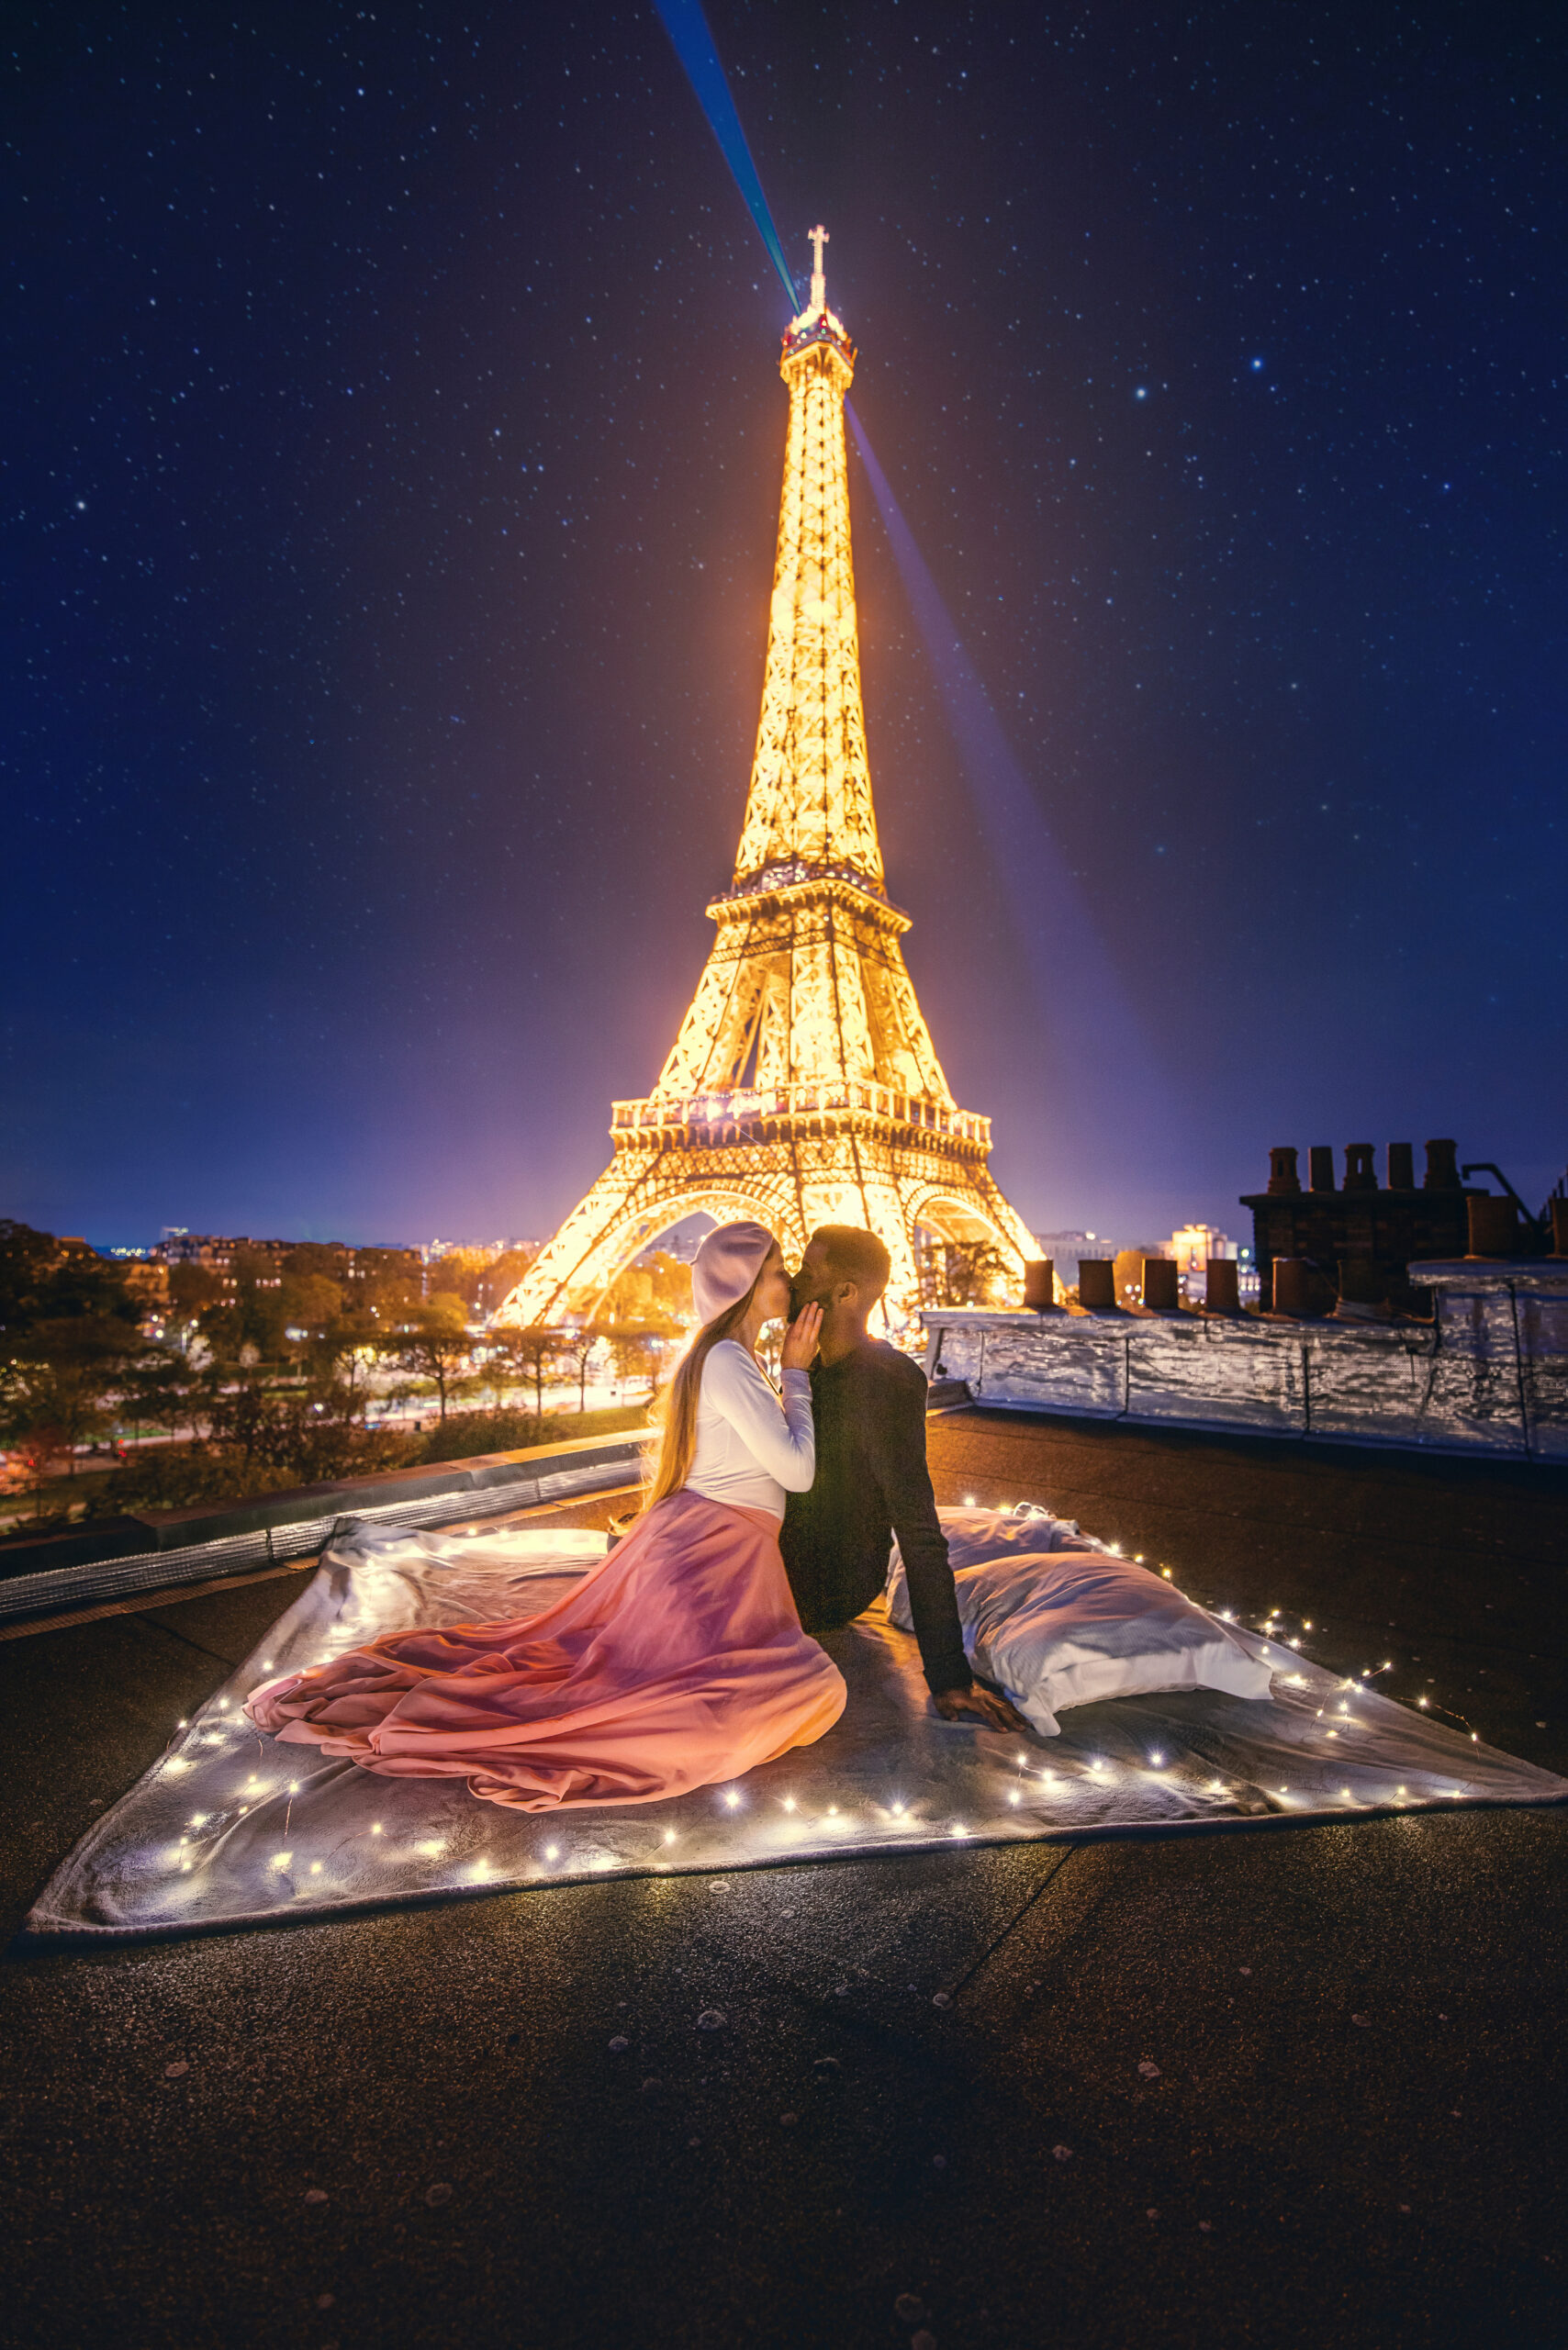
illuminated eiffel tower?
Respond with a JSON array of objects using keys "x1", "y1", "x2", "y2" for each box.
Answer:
[{"x1": 499, "y1": 229, "x2": 1035, "y2": 1325}]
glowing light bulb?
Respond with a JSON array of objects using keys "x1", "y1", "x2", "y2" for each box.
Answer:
[
  {"x1": 1148, "y1": 1752, "x2": 1164, "y2": 1768},
  {"x1": 310, "y1": 1861, "x2": 322, "y2": 1874},
  {"x1": 189, "y1": 1814, "x2": 207, "y2": 1827},
  {"x1": 781, "y1": 1795, "x2": 797, "y2": 1812},
  {"x1": 371, "y1": 1822, "x2": 382, "y2": 1835},
  {"x1": 1007, "y1": 1790, "x2": 1021, "y2": 1806},
  {"x1": 544, "y1": 1843, "x2": 560, "y2": 1861},
  {"x1": 664, "y1": 1829, "x2": 677, "y2": 1844},
  {"x1": 722, "y1": 1790, "x2": 740, "y2": 1808}
]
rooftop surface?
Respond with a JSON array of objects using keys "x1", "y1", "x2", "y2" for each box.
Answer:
[{"x1": 2, "y1": 1411, "x2": 1564, "y2": 2348}]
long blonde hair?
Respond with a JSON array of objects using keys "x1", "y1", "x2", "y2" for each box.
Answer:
[{"x1": 644, "y1": 1264, "x2": 768, "y2": 1508}]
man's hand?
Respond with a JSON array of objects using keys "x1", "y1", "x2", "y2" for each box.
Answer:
[
  {"x1": 932, "y1": 1682, "x2": 1032, "y2": 1734},
  {"x1": 780, "y1": 1300, "x2": 823, "y2": 1371}
]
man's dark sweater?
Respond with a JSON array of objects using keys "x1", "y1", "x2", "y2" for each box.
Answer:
[{"x1": 779, "y1": 1339, "x2": 971, "y2": 1695}]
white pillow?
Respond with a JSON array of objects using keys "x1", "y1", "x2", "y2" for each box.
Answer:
[{"x1": 887, "y1": 1507, "x2": 1273, "y2": 1738}]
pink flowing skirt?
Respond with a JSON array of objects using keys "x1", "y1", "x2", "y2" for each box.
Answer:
[{"x1": 243, "y1": 1492, "x2": 847, "y2": 1812}]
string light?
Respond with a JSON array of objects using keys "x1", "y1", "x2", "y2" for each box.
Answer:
[{"x1": 781, "y1": 1796, "x2": 797, "y2": 1812}]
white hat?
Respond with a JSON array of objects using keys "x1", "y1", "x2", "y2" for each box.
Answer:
[{"x1": 691, "y1": 1221, "x2": 777, "y2": 1325}]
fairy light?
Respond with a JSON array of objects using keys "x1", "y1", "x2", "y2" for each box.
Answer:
[
  {"x1": 270, "y1": 1852, "x2": 292, "y2": 1871},
  {"x1": 1007, "y1": 1789, "x2": 1022, "y2": 1805},
  {"x1": 371, "y1": 1822, "x2": 382, "y2": 1836},
  {"x1": 544, "y1": 1843, "x2": 560, "y2": 1862},
  {"x1": 309, "y1": 1861, "x2": 322, "y2": 1874},
  {"x1": 722, "y1": 1790, "x2": 740, "y2": 1809},
  {"x1": 781, "y1": 1795, "x2": 797, "y2": 1812},
  {"x1": 949, "y1": 1823, "x2": 969, "y2": 1839},
  {"x1": 664, "y1": 1829, "x2": 678, "y2": 1844}
]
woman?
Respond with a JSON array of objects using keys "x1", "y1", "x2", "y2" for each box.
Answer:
[{"x1": 244, "y1": 1223, "x2": 846, "y2": 1810}]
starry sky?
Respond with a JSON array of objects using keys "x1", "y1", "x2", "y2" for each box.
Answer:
[{"x1": 7, "y1": 1, "x2": 1564, "y2": 1251}]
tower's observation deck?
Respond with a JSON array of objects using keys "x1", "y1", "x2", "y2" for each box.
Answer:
[{"x1": 498, "y1": 231, "x2": 1034, "y2": 1325}]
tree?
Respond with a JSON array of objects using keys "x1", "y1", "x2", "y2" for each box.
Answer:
[
  {"x1": 0, "y1": 1228, "x2": 147, "y2": 1504},
  {"x1": 495, "y1": 1323, "x2": 566, "y2": 1415},
  {"x1": 376, "y1": 1293, "x2": 473, "y2": 1421},
  {"x1": 118, "y1": 1345, "x2": 221, "y2": 1447},
  {"x1": 604, "y1": 1326, "x2": 667, "y2": 1405},
  {"x1": 476, "y1": 1246, "x2": 541, "y2": 1318},
  {"x1": 554, "y1": 1325, "x2": 605, "y2": 1414},
  {"x1": 917, "y1": 1239, "x2": 1013, "y2": 1309}
]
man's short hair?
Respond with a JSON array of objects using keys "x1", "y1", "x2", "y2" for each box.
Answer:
[{"x1": 812, "y1": 1224, "x2": 891, "y2": 1303}]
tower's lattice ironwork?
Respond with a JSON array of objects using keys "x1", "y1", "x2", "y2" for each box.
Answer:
[{"x1": 498, "y1": 232, "x2": 1036, "y2": 1325}]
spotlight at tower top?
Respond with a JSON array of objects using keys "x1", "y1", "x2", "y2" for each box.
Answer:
[{"x1": 496, "y1": 233, "x2": 1034, "y2": 1327}]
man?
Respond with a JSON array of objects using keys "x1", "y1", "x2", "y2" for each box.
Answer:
[{"x1": 780, "y1": 1225, "x2": 1027, "y2": 1731}]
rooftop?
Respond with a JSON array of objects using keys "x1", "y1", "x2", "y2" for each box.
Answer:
[{"x1": 3, "y1": 1408, "x2": 1562, "y2": 2344}]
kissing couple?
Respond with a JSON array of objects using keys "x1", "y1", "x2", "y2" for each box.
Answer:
[{"x1": 247, "y1": 1220, "x2": 1026, "y2": 1807}]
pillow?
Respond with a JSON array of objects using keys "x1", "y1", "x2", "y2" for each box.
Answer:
[{"x1": 887, "y1": 1507, "x2": 1273, "y2": 1737}]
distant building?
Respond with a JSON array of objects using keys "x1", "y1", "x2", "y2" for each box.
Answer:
[
  {"x1": 1033, "y1": 1230, "x2": 1115, "y2": 1289},
  {"x1": 1167, "y1": 1223, "x2": 1258, "y2": 1304},
  {"x1": 148, "y1": 1236, "x2": 422, "y2": 1292}
]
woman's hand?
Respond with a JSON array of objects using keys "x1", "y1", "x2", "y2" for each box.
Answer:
[{"x1": 780, "y1": 1300, "x2": 823, "y2": 1371}]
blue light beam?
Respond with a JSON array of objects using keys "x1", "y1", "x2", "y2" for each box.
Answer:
[
  {"x1": 651, "y1": 0, "x2": 799, "y2": 311},
  {"x1": 847, "y1": 406, "x2": 1192, "y2": 1191}
]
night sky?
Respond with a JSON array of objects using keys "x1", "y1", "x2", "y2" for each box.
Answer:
[{"x1": 7, "y1": 2, "x2": 1564, "y2": 1252}]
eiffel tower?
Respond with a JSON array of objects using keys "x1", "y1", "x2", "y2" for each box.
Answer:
[{"x1": 498, "y1": 229, "x2": 1036, "y2": 1326}]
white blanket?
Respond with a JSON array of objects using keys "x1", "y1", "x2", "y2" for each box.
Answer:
[
  {"x1": 888, "y1": 1507, "x2": 1273, "y2": 1736},
  {"x1": 26, "y1": 1507, "x2": 1565, "y2": 1940}
]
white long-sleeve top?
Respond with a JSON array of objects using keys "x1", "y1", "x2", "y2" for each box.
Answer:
[{"x1": 683, "y1": 1339, "x2": 814, "y2": 1520}]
